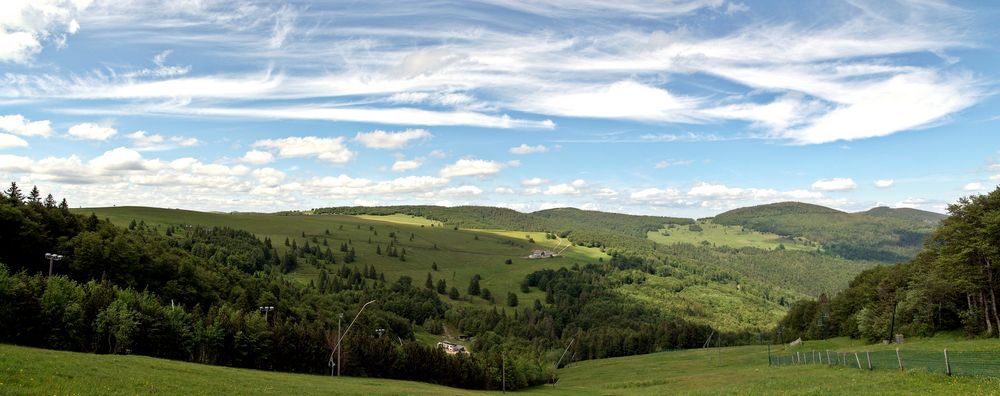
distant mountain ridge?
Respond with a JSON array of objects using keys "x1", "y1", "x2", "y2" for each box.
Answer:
[{"x1": 712, "y1": 202, "x2": 944, "y2": 262}]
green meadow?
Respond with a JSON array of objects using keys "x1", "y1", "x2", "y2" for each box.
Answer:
[
  {"x1": 5, "y1": 334, "x2": 1000, "y2": 395},
  {"x1": 647, "y1": 221, "x2": 817, "y2": 252}
]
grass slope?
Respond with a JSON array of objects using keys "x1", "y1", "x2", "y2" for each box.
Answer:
[
  {"x1": 6, "y1": 335, "x2": 1000, "y2": 395},
  {"x1": 646, "y1": 221, "x2": 817, "y2": 252},
  {"x1": 0, "y1": 344, "x2": 480, "y2": 395}
]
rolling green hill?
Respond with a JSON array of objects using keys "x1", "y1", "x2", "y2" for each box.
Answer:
[
  {"x1": 72, "y1": 205, "x2": 879, "y2": 334},
  {"x1": 712, "y1": 202, "x2": 938, "y2": 262},
  {"x1": 858, "y1": 206, "x2": 947, "y2": 226}
]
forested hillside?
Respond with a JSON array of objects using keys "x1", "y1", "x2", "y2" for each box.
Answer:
[
  {"x1": 0, "y1": 182, "x2": 750, "y2": 390},
  {"x1": 777, "y1": 187, "x2": 1000, "y2": 343},
  {"x1": 713, "y1": 202, "x2": 939, "y2": 262},
  {"x1": 858, "y1": 206, "x2": 947, "y2": 226}
]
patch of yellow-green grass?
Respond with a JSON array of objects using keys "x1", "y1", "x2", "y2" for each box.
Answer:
[
  {"x1": 470, "y1": 230, "x2": 609, "y2": 262},
  {"x1": 353, "y1": 214, "x2": 444, "y2": 227},
  {"x1": 647, "y1": 221, "x2": 817, "y2": 252}
]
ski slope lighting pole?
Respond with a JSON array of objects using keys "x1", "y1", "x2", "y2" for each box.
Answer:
[
  {"x1": 333, "y1": 300, "x2": 376, "y2": 377},
  {"x1": 45, "y1": 253, "x2": 63, "y2": 276}
]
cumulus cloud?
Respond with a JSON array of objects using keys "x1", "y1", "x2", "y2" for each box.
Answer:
[
  {"x1": 0, "y1": 115, "x2": 53, "y2": 137},
  {"x1": 434, "y1": 185, "x2": 483, "y2": 197},
  {"x1": 241, "y1": 150, "x2": 274, "y2": 165},
  {"x1": 964, "y1": 182, "x2": 985, "y2": 192},
  {"x1": 510, "y1": 144, "x2": 548, "y2": 154},
  {"x1": 0, "y1": 133, "x2": 28, "y2": 149},
  {"x1": 521, "y1": 177, "x2": 549, "y2": 186},
  {"x1": 495, "y1": 186, "x2": 515, "y2": 194},
  {"x1": 126, "y1": 130, "x2": 199, "y2": 151},
  {"x1": 304, "y1": 175, "x2": 450, "y2": 197},
  {"x1": 89, "y1": 147, "x2": 149, "y2": 171},
  {"x1": 0, "y1": 0, "x2": 89, "y2": 63},
  {"x1": 391, "y1": 159, "x2": 423, "y2": 172},
  {"x1": 252, "y1": 167, "x2": 286, "y2": 186},
  {"x1": 811, "y1": 178, "x2": 857, "y2": 191},
  {"x1": 354, "y1": 129, "x2": 432, "y2": 149},
  {"x1": 873, "y1": 179, "x2": 895, "y2": 188},
  {"x1": 631, "y1": 182, "x2": 823, "y2": 210},
  {"x1": 253, "y1": 136, "x2": 354, "y2": 164},
  {"x1": 67, "y1": 123, "x2": 117, "y2": 141},
  {"x1": 439, "y1": 158, "x2": 508, "y2": 178}
]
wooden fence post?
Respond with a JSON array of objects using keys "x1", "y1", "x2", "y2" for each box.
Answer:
[
  {"x1": 944, "y1": 349, "x2": 951, "y2": 376},
  {"x1": 896, "y1": 348, "x2": 903, "y2": 371},
  {"x1": 826, "y1": 350, "x2": 831, "y2": 365},
  {"x1": 854, "y1": 352, "x2": 862, "y2": 370},
  {"x1": 866, "y1": 351, "x2": 872, "y2": 370}
]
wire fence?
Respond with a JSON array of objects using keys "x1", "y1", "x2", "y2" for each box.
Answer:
[{"x1": 769, "y1": 348, "x2": 1000, "y2": 377}]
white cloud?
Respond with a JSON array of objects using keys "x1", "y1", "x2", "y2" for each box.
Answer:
[
  {"x1": 522, "y1": 81, "x2": 700, "y2": 123},
  {"x1": 67, "y1": 123, "x2": 117, "y2": 141},
  {"x1": 544, "y1": 184, "x2": 578, "y2": 195},
  {"x1": 964, "y1": 182, "x2": 985, "y2": 192},
  {"x1": 439, "y1": 158, "x2": 507, "y2": 178},
  {"x1": 510, "y1": 144, "x2": 548, "y2": 154},
  {"x1": 0, "y1": 114, "x2": 53, "y2": 137},
  {"x1": 0, "y1": 133, "x2": 28, "y2": 149},
  {"x1": 253, "y1": 136, "x2": 354, "y2": 164},
  {"x1": 242, "y1": 150, "x2": 274, "y2": 165},
  {"x1": 435, "y1": 185, "x2": 483, "y2": 197},
  {"x1": 354, "y1": 128, "x2": 432, "y2": 149},
  {"x1": 655, "y1": 159, "x2": 694, "y2": 169},
  {"x1": 391, "y1": 159, "x2": 423, "y2": 172},
  {"x1": 252, "y1": 167, "x2": 286, "y2": 186},
  {"x1": 521, "y1": 177, "x2": 549, "y2": 186},
  {"x1": 495, "y1": 186, "x2": 515, "y2": 194},
  {"x1": 304, "y1": 175, "x2": 450, "y2": 197},
  {"x1": 0, "y1": 154, "x2": 32, "y2": 171},
  {"x1": 0, "y1": 0, "x2": 89, "y2": 63},
  {"x1": 630, "y1": 182, "x2": 824, "y2": 209},
  {"x1": 89, "y1": 147, "x2": 147, "y2": 171},
  {"x1": 595, "y1": 188, "x2": 619, "y2": 197},
  {"x1": 811, "y1": 178, "x2": 857, "y2": 192},
  {"x1": 873, "y1": 179, "x2": 895, "y2": 188},
  {"x1": 126, "y1": 130, "x2": 198, "y2": 151}
]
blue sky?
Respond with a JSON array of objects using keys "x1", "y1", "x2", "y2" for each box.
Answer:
[{"x1": 1, "y1": 0, "x2": 999, "y2": 216}]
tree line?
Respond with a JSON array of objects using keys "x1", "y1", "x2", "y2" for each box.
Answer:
[{"x1": 777, "y1": 187, "x2": 1000, "y2": 343}]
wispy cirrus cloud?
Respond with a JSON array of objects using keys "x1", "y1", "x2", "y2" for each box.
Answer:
[{"x1": 1, "y1": 0, "x2": 979, "y2": 143}]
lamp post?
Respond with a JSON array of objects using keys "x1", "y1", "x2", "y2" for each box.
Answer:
[
  {"x1": 332, "y1": 300, "x2": 376, "y2": 377},
  {"x1": 45, "y1": 253, "x2": 63, "y2": 276},
  {"x1": 259, "y1": 306, "x2": 274, "y2": 321}
]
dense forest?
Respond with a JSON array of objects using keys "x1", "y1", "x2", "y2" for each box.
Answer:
[
  {"x1": 777, "y1": 188, "x2": 1000, "y2": 343},
  {"x1": 713, "y1": 202, "x2": 942, "y2": 262},
  {"x1": 0, "y1": 182, "x2": 747, "y2": 390}
]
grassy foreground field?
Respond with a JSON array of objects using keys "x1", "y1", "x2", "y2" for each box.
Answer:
[{"x1": 5, "y1": 336, "x2": 1000, "y2": 395}]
